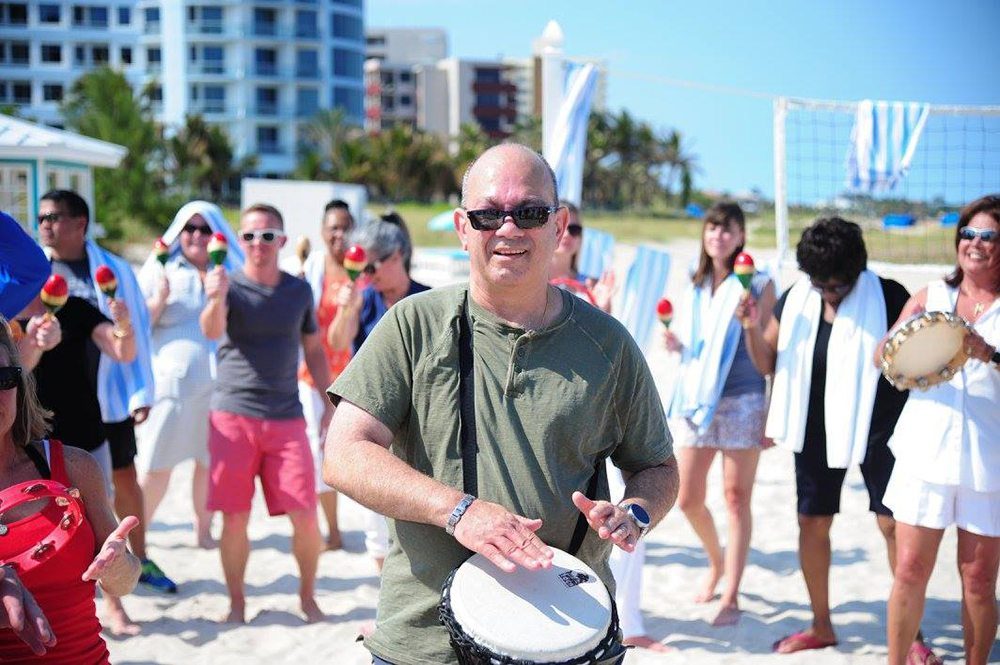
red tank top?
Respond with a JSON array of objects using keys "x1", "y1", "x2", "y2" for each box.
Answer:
[{"x1": 0, "y1": 440, "x2": 109, "y2": 664}]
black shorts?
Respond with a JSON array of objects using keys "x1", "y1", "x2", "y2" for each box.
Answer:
[
  {"x1": 105, "y1": 417, "x2": 137, "y2": 470},
  {"x1": 794, "y1": 435, "x2": 895, "y2": 517}
]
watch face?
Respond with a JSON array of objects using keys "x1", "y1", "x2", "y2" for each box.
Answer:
[{"x1": 627, "y1": 504, "x2": 650, "y2": 528}]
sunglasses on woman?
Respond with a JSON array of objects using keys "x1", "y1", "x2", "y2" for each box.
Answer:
[
  {"x1": 0, "y1": 366, "x2": 22, "y2": 390},
  {"x1": 240, "y1": 229, "x2": 286, "y2": 244},
  {"x1": 959, "y1": 227, "x2": 997, "y2": 243},
  {"x1": 363, "y1": 253, "x2": 394, "y2": 276},
  {"x1": 809, "y1": 278, "x2": 854, "y2": 296},
  {"x1": 463, "y1": 206, "x2": 561, "y2": 231},
  {"x1": 182, "y1": 224, "x2": 212, "y2": 235}
]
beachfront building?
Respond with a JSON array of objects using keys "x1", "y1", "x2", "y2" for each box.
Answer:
[{"x1": 1, "y1": 0, "x2": 366, "y2": 176}]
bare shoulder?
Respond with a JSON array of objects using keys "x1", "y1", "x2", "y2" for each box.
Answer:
[{"x1": 61, "y1": 446, "x2": 105, "y2": 492}]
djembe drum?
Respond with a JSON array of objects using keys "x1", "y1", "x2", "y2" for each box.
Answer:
[{"x1": 439, "y1": 547, "x2": 626, "y2": 665}]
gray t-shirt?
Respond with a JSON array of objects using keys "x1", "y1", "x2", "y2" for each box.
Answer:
[{"x1": 212, "y1": 270, "x2": 317, "y2": 420}]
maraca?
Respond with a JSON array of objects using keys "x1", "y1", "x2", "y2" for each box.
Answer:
[
  {"x1": 208, "y1": 233, "x2": 228, "y2": 268},
  {"x1": 40, "y1": 274, "x2": 68, "y2": 319},
  {"x1": 295, "y1": 236, "x2": 311, "y2": 268},
  {"x1": 95, "y1": 265, "x2": 117, "y2": 299},
  {"x1": 656, "y1": 298, "x2": 673, "y2": 329},
  {"x1": 343, "y1": 245, "x2": 367, "y2": 282},
  {"x1": 734, "y1": 252, "x2": 755, "y2": 291},
  {"x1": 154, "y1": 238, "x2": 170, "y2": 267}
]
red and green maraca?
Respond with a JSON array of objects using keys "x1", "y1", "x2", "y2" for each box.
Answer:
[
  {"x1": 343, "y1": 245, "x2": 367, "y2": 282},
  {"x1": 734, "y1": 252, "x2": 755, "y2": 291},
  {"x1": 40, "y1": 274, "x2": 68, "y2": 319},
  {"x1": 208, "y1": 233, "x2": 228, "y2": 268},
  {"x1": 154, "y1": 238, "x2": 170, "y2": 266},
  {"x1": 95, "y1": 265, "x2": 118, "y2": 299},
  {"x1": 656, "y1": 297, "x2": 673, "y2": 329}
]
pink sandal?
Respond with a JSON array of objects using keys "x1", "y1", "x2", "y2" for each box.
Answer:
[{"x1": 907, "y1": 641, "x2": 943, "y2": 665}]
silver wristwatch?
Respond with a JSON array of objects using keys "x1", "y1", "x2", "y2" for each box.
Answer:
[
  {"x1": 618, "y1": 502, "x2": 651, "y2": 539},
  {"x1": 445, "y1": 494, "x2": 476, "y2": 536}
]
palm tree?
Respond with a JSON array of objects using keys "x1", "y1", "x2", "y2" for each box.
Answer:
[{"x1": 168, "y1": 114, "x2": 254, "y2": 202}]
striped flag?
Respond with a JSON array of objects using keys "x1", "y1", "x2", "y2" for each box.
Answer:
[
  {"x1": 544, "y1": 62, "x2": 599, "y2": 206},
  {"x1": 847, "y1": 100, "x2": 930, "y2": 192},
  {"x1": 617, "y1": 245, "x2": 671, "y2": 353}
]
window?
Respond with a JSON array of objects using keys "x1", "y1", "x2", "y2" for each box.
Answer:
[
  {"x1": 257, "y1": 126, "x2": 280, "y2": 153},
  {"x1": 120, "y1": 46, "x2": 132, "y2": 64},
  {"x1": 296, "y1": 88, "x2": 318, "y2": 117},
  {"x1": 379, "y1": 71, "x2": 393, "y2": 85},
  {"x1": 254, "y1": 48, "x2": 277, "y2": 76},
  {"x1": 331, "y1": 48, "x2": 362, "y2": 78},
  {"x1": 476, "y1": 93, "x2": 501, "y2": 108},
  {"x1": 399, "y1": 71, "x2": 412, "y2": 83},
  {"x1": 189, "y1": 5, "x2": 222, "y2": 33},
  {"x1": 330, "y1": 0, "x2": 362, "y2": 8},
  {"x1": 148, "y1": 85, "x2": 162, "y2": 102},
  {"x1": 255, "y1": 87, "x2": 278, "y2": 115},
  {"x1": 11, "y1": 81, "x2": 30, "y2": 103},
  {"x1": 203, "y1": 46, "x2": 224, "y2": 73},
  {"x1": 366, "y1": 36, "x2": 385, "y2": 48},
  {"x1": 204, "y1": 85, "x2": 225, "y2": 112},
  {"x1": 72, "y1": 5, "x2": 108, "y2": 28},
  {"x1": 331, "y1": 12, "x2": 362, "y2": 40},
  {"x1": 332, "y1": 86, "x2": 362, "y2": 120},
  {"x1": 253, "y1": 8, "x2": 276, "y2": 35},
  {"x1": 40, "y1": 44, "x2": 61, "y2": 63},
  {"x1": 0, "y1": 3, "x2": 27, "y2": 25},
  {"x1": 146, "y1": 47, "x2": 161, "y2": 69},
  {"x1": 295, "y1": 10, "x2": 317, "y2": 37},
  {"x1": 117, "y1": 6, "x2": 130, "y2": 25},
  {"x1": 38, "y1": 4, "x2": 60, "y2": 23},
  {"x1": 296, "y1": 50, "x2": 318, "y2": 78},
  {"x1": 400, "y1": 94, "x2": 411, "y2": 106},
  {"x1": 42, "y1": 83, "x2": 62, "y2": 102},
  {"x1": 92, "y1": 45, "x2": 108, "y2": 65},
  {"x1": 479, "y1": 117, "x2": 500, "y2": 132},
  {"x1": 74, "y1": 45, "x2": 85, "y2": 65},
  {"x1": 381, "y1": 95, "x2": 394, "y2": 111},
  {"x1": 6, "y1": 41, "x2": 28, "y2": 65},
  {"x1": 475, "y1": 68, "x2": 501, "y2": 84},
  {"x1": 144, "y1": 6, "x2": 159, "y2": 32}
]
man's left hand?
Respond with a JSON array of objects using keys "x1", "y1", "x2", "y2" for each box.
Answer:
[{"x1": 572, "y1": 491, "x2": 639, "y2": 553}]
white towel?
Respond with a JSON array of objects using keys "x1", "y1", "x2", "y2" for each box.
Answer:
[
  {"x1": 301, "y1": 249, "x2": 327, "y2": 310},
  {"x1": 616, "y1": 245, "x2": 671, "y2": 353},
  {"x1": 765, "y1": 270, "x2": 886, "y2": 468},
  {"x1": 577, "y1": 227, "x2": 614, "y2": 282},
  {"x1": 847, "y1": 100, "x2": 930, "y2": 192},
  {"x1": 668, "y1": 274, "x2": 745, "y2": 432},
  {"x1": 137, "y1": 201, "x2": 245, "y2": 282}
]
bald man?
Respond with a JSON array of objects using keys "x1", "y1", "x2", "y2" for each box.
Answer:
[{"x1": 324, "y1": 144, "x2": 679, "y2": 664}]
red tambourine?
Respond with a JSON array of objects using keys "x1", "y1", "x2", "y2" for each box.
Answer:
[{"x1": 0, "y1": 480, "x2": 85, "y2": 575}]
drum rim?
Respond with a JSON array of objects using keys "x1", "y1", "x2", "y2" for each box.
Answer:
[
  {"x1": 880, "y1": 310, "x2": 972, "y2": 391},
  {"x1": 439, "y1": 561, "x2": 626, "y2": 665}
]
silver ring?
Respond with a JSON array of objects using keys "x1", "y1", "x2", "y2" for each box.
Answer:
[{"x1": 613, "y1": 523, "x2": 628, "y2": 534}]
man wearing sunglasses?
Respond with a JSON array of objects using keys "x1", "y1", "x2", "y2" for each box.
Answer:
[
  {"x1": 200, "y1": 203, "x2": 331, "y2": 625},
  {"x1": 36, "y1": 189, "x2": 168, "y2": 633},
  {"x1": 324, "y1": 144, "x2": 679, "y2": 665}
]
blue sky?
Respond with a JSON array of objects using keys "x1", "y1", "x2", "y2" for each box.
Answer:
[{"x1": 368, "y1": 0, "x2": 1000, "y2": 201}]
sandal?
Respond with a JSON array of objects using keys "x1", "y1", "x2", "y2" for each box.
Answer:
[
  {"x1": 772, "y1": 630, "x2": 838, "y2": 654},
  {"x1": 907, "y1": 641, "x2": 943, "y2": 665}
]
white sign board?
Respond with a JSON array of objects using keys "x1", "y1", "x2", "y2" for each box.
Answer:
[{"x1": 240, "y1": 177, "x2": 368, "y2": 270}]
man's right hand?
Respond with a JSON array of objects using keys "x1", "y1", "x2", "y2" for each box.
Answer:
[
  {"x1": 452, "y1": 500, "x2": 554, "y2": 573},
  {"x1": 0, "y1": 565, "x2": 56, "y2": 655},
  {"x1": 204, "y1": 266, "x2": 229, "y2": 301}
]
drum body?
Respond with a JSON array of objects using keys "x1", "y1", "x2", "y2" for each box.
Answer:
[
  {"x1": 881, "y1": 311, "x2": 971, "y2": 391},
  {"x1": 440, "y1": 547, "x2": 626, "y2": 665}
]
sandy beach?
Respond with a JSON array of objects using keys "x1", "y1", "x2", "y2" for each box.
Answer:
[{"x1": 105, "y1": 240, "x2": 987, "y2": 664}]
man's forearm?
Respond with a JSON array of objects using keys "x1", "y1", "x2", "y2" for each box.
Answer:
[
  {"x1": 200, "y1": 300, "x2": 227, "y2": 340},
  {"x1": 620, "y1": 455, "x2": 679, "y2": 529},
  {"x1": 303, "y1": 345, "x2": 332, "y2": 393}
]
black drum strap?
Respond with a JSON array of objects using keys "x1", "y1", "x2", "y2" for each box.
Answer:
[
  {"x1": 458, "y1": 298, "x2": 478, "y2": 495},
  {"x1": 458, "y1": 294, "x2": 600, "y2": 556}
]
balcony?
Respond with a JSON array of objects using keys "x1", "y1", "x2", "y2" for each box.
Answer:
[
  {"x1": 189, "y1": 63, "x2": 226, "y2": 75},
  {"x1": 294, "y1": 26, "x2": 319, "y2": 39},
  {"x1": 144, "y1": 21, "x2": 161, "y2": 34},
  {"x1": 472, "y1": 105, "x2": 518, "y2": 120},
  {"x1": 472, "y1": 81, "x2": 516, "y2": 94},
  {"x1": 190, "y1": 102, "x2": 226, "y2": 115},
  {"x1": 258, "y1": 141, "x2": 284, "y2": 155},
  {"x1": 252, "y1": 22, "x2": 278, "y2": 37},
  {"x1": 190, "y1": 21, "x2": 224, "y2": 35},
  {"x1": 254, "y1": 101, "x2": 280, "y2": 116},
  {"x1": 295, "y1": 66, "x2": 319, "y2": 79},
  {"x1": 254, "y1": 63, "x2": 280, "y2": 77}
]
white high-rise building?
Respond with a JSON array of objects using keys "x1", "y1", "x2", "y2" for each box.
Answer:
[{"x1": 1, "y1": 0, "x2": 366, "y2": 176}]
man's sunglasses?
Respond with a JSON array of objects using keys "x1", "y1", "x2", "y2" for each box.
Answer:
[
  {"x1": 566, "y1": 224, "x2": 583, "y2": 238},
  {"x1": 0, "y1": 366, "x2": 22, "y2": 391},
  {"x1": 240, "y1": 229, "x2": 285, "y2": 244},
  {"x1": 959, "y1": 227, "x2": 998, "y2": 243},
  {"x1": 37, "y1": 212, "x2": 65, "y2": 225},
  {"x1": 463, "y1": 206, "x2": 561, "y2": 231},
  {"x1": 363, "y1": 253, "x2": 394, "y2": 276},
  {"x1": 809, "y1": 278, "x2": 854, "y2": 296},
  {"x1": 182, "y1": 224, "x2": 212, "y2": 235}
]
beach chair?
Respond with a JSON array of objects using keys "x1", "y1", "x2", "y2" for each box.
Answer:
[
  {"x1": 616, "y1": 245, "x2": 671, "y2": 353},
  {"x1": 577, "y1": 227, "x2": 615, "y2": 281}
]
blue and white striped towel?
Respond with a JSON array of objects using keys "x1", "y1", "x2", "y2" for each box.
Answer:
[
  {"x1": 577, "y1": 228, "x2": 615, "y2": 281},
  {"x1": 545, "y1": 62, "x2": 599, "y2": 207},
  {"x1": 847, "y1": 100, "x2": 930, "y2": 192},
  {"x1": 616, "y1": 245, "x2": 671, "y2": 353}
]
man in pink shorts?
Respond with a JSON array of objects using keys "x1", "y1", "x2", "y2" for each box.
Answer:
[{"x1": 201, "y1": 203, "x2": 333, "y2": 624}]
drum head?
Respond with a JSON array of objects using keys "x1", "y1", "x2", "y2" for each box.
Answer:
[
  {"x1": 881, "y1": 311, "x2": 970, "y2": 391},
  {"x1": 447, "y1": 548, "x2": 612, "y2": 663}
]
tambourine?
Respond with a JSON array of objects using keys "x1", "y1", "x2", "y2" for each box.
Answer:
[{"x1": 880, "y1": 311, "x2": 972, "y2": 391}]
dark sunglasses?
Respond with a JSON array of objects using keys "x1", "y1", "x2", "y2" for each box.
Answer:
[
  {"x1": 809, "y1": 278, "x2": 854, "y2": 296},
  {"x1": 566, "y1": 224, "x2": 583, "y2": 238},
  {"x1": 0, "y1": 366, "x2": 22, "y2": 391},
  {"x1": 464, "y1": 206, "x2": 561, "y2": 231},
  {"x1": 182, "y1": 224, "x2": 212, "y2": 235},
  {"x1": 362, "y1": 253, "x2": 394, "y2": 276},
  {"x1": 959, "y1": 227, "x2": 998, "y2": 243},
  {"x1": 240, "y1": 229, "x2": 285, "y2": 244},
  {"x1": 36, "y1": 212, "x2": 64, "y2": 225}
]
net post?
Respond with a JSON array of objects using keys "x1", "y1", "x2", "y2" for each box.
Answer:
[{"x1": 773, "y1": 96, "x2": 790, "y2": 262}]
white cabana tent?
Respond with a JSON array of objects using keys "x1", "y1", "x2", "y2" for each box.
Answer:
[{"x1": 0, "y1": 114, "x2": 126, "y2": 231}]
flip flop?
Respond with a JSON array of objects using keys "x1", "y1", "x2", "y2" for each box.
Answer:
[
  {"x1": 772, "y1": 631, "x2": 838, "y2": 654},
  {"x1": 907, "y1": 641, "x2": 944, "y2": 665}
]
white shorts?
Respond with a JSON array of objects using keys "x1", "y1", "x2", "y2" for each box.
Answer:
[{"x1": 883, "y1": 466, "x2": 1000, "y2": 537}]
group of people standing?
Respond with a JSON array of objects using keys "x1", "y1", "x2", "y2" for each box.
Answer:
[{"x1": 0, "y1": 145, "x2": 996, "y2": 665}]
